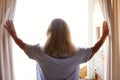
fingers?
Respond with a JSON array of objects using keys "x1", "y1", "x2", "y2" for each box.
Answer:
[
  {"x1": 103, "y1": 21, "x2": 108, "y2": 30},
  {"x1": 4, "y1": 20, "x2": 16, "y2": 36},
  {"x1": 4, "y1": 20, "x2": 13, "y2": 28},
  {"x1": 6, "y1": 20, "x2": 12, "y2": 27},
  {"x1": 103, "y1": 21, "x2": 107, "y2": 25},
  {"x1": 4, "y1": 20, "x2": 14, "y2": 32},
  {"x1": 102, "y1": 21, "x2": 109, "y2": 36},
  {"x1": 4, "y1": 24, "x2": 8, "y2": 30},
  {"x1": 103, "y1": 21, "x2": 107, "y2": 27}
]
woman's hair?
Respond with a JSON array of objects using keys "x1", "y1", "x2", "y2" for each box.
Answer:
[{"x1": 44, "y1": 18, "x2": 76, "y2": 58}]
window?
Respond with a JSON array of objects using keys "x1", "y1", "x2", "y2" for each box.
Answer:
[{"x1": 13, "y1": 0, "x2": 104, "y2": 80}]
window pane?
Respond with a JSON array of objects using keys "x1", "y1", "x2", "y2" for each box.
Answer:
[{"x1": 13, "y1": 0, "x2": 88, "y2": 80}]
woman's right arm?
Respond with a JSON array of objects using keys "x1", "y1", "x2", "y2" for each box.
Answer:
[
  {"x1": 4, "y1": 20, "x2": 26, "y2": 50},
  {"x1": 88, "y1": 21, "x2": 109, "y2": 60}
]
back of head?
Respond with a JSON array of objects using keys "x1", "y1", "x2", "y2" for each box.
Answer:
[{"x1": 44, "y1": 18, "x2": 76, "y2": 58}]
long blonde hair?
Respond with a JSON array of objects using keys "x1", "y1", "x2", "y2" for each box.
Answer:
[{"x1": 44, "y1": 18, "x2": 76, "y2": 58}]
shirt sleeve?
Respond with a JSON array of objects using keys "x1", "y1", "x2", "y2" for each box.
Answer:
[
  {"x1": 74, "y1": 48, "x2": 92, "y2": 64},
  {"x1": 24, "y1": 44, "x2": 41, "y2": 59}
]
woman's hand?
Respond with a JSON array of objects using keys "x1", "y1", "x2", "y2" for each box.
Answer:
[
  {"x1": 4, "y1": 20, "x2": 17, "y2": 37},
  {"x1": 102, "y1": 21, "x2": 109, "y2": 37},
  {"x1": 4, "y1": 20, "x2": 25, "y2": 50}
]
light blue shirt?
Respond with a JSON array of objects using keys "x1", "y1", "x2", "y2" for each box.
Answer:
[{"x1": 25, "y1": 44, "x2": 92, "y2": 80}]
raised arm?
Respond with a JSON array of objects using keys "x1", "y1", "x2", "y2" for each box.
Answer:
[
  {"x1": 4, "y1": 20, "x2": 25, "y2": 50},
  {"x1": 89, "y1": 21, "x2": 109, "y2": 60}
]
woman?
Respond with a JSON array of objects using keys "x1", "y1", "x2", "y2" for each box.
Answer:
[{"x1": 4, "y1": 18, "x2": 109, "y2": 80}]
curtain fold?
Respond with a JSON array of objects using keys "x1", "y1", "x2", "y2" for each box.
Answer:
[
  {"x1": 111, "y1": 0, "x2": 120, "y2": 80},
  {"x1": 0, "y1": 0, "x2": 16, "y2": 80},
  {"x1": 99, "y1": 0, "x2": 112, "y2": 80},
  {"x1": 99, "y1": 0, "x2": 120, "y2": 80},
  {"x1": 99, "y1": 1, "x2": 112, "y2": 80}
]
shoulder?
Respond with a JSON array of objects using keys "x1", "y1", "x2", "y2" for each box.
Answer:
[
  {"x1": 75, "y1": 47, "x2": 92, "y2": 60},
  {"x1": 76, "y1": 47, "x2": 92, "y2": 54},
  {"x1": 24, "y1": 44, "x2": 43, "y2": 58},
  {"x1": 25, "y1": 44, "x2": 40, "y2": 51}
]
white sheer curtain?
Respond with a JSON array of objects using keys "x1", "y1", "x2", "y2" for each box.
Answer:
[
  {"x1": 99, "y1": 0, "x2": 120, "y2": 80},
  {"x1": 0, "y1": 0, "x2": 16, "y2": 80}
]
